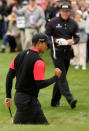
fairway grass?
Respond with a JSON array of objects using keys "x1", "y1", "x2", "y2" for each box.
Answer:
[{"x1": 0, "y1": 48, "x2": 89, "y2": 131}]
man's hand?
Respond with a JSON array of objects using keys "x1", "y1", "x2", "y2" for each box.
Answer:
[
  {"x1": 6, "y1": 32, "x2": 11, "y2": 35},
  {"x1": 55, "y1": 68, "x2": 62, "y2": 78},
  {"x1": 35, "y1": 23, "x2": 41, "y2": 28},
  {"x1": 4, "y1": 98, "x2": 12, "y2": 109},
  {"x1": 55, "y1": 38, "x2": 74, "y2": 46},
  {"x1": 67, "y1": 39, "x2": 74, "y2": 46},
  {"x1": 10, "y1": 33, "x2": 15, "y2": 36},
  {"x1": 55, "y1": 38, "x2": 68, "y2": 46}
]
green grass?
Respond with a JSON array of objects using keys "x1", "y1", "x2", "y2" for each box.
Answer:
[{"x1": 0, "y1": 44, "x2": 89, "y2": 131}]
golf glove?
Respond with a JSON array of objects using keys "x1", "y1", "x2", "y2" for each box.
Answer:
[{"x1": 56, "y1": 38, "x2": 68, "y2": 46}]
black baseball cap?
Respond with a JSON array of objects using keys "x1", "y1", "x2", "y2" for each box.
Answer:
[
  {"x1": 60, "y1": 4, "x2": 71, "y2": 10},
  {"x1": 32, "y1": 33, "x2": 52, "y2": 46}
]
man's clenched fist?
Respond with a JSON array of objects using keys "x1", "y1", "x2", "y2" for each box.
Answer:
[{"x1": 55, "y1": 68, "x2": 62, "y2": 78}]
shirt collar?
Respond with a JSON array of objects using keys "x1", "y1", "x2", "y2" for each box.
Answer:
[{"x1": 29, "y1": 47, "x2": 39, "y2": 53}]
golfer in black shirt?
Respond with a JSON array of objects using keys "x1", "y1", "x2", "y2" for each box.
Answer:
[
  {"x1": 46, "y1": 3, "x2": 80, "y2": 108},
  {"x1": 4, "y1": 33, "x2": 62, "y2": 124}
]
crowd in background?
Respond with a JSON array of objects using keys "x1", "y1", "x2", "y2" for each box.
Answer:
[{"x1": 0, "y1": 0, "x2": 89, "y2": 70}]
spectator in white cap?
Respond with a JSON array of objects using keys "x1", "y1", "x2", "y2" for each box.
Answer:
[
  {"x1": 72, "y1": 10, "x2": 87, "y2": 70},
  {"x1": 22, "y1": 0, "x2": 28, "y2": 6}
]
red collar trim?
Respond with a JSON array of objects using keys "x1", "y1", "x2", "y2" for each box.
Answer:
[{"x1": 29, "y1": 47, "x2": 39, "y2": 53}]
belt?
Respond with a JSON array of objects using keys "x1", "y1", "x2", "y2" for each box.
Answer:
[{"x1": 26, "y1": 27, "x2": 36, "y2": 29}]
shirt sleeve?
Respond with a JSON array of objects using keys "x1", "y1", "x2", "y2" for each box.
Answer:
[
  {"x1": 6, "y1": 69, "x2": 15, "y2": 98},
  {"x1": 35, "y1": 75, "x2": 59, "y2": 90},
  {"x1": 33, "y1": 60, "x2": 45, "y2": 80},
  {"x1": 9, "y1": 57, "x2": 16, "y2": 70}
]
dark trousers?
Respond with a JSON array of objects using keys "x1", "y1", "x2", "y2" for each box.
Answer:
[
  {"x1": 0, "y1": 20, "x2": 7, "y2": 39},
  {"x1": 87, "y1": 34, "x2": 89, "y2": 62},
  {"x1": 2, "y1": 35, "x2": 16, "y2": 51},
  {"x1": 0, "y1": 20, "x2": 4, "y2": 39},
  {"x1": 14, "y1": 92, "x2": 48, "y2": 124},
  {"x1": 51, "y1": 49, "x2": 74, "y2": 105}
]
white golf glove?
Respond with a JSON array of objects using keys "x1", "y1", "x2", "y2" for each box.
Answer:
[{"x1": 56, "y1": 38, "x2": 68, "y2": 46}]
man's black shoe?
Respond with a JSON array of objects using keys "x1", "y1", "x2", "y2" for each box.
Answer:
[{"x1": 70, "y1": 99, "x2": 77, "y2": 109}]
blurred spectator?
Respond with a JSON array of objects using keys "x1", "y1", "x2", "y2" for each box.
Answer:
[
  {"x1": 1, "y1": 0, "x2": 19, "y2": 24},
  {"x1": 45, "y1": 0, "x2": 69, "y2": 21},
  {"x1": 79, "y1": 0, "x2": 88, "y2": 17},
  {"x1": 85, "y1": 6, "x2": 89, "y2": 62},
  {"x1": 36, "y1": 0, "x2": 47, "y2": 11},
  {"x1": 36, "y1": 0, "x2": 47, "y2": 33},
  {"x1": 3, "y1": 0, "x2": 20, "y2": 34},
  {"x1": 0, "y1": 13, "x2": 21, "y2": 53},
  {"x1": 71, "y1": 0, "x2": 78, "y2": 11},
  {"x1": 71, "y1": 10, "x2": 87, "y2": 70},
  {"x1": 16, "y1": 0, "x2": 28, "y2": 50},
  {"x1": 22, "y1": 0, "x2": 28, "y2": 6},
  {"x1": 5, "y1": 0, "x2": 19, "y2": 15},
  {"x1": 45, "y1": 0, "x2": 57, "y2": 24},
  {"x1": 16, "y1": 0, "x2": 46, "y2": 50},
  {"x1": 0, "y1": 0, "x2": 7, "y2": 39},
  {"x1": 70, "y1": 0, "x2": 79, "y2": 18}
]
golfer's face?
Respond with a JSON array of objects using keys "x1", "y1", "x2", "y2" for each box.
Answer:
[
  {"x1": 60, "y1": 10, "x2": 71, "y2": 20},
  {"x1": 39, "y1": 42, "x2": 47, "y2": 53}
]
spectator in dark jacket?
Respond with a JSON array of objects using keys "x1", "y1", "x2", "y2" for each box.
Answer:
[{"x1": 0, "y1": 0, "x2": 7, "y2": 39}]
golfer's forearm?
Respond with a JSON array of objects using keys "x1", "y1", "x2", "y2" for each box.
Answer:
[
  {"x1": 6, "y1": 69, "x2": 15, "y2": 98},
  {"x1": 35, "y1": 75, "x2": 59, "y2": 89}
]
